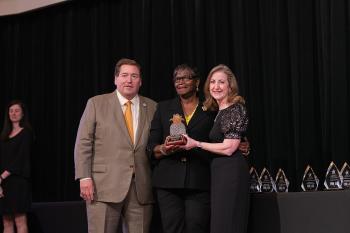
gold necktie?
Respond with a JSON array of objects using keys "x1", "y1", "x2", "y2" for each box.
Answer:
[{"x1": 124, "y1": 101, "x2": 134, "y2": 144}]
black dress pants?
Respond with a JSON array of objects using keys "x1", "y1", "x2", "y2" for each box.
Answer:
[{"x1": 156, "y1": 188, "x2": 210, "y2": 233}]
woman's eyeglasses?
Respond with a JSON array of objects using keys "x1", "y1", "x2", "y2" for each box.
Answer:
[{"x1": 174, "y1": 76, "x2": 194, "y2": 83}]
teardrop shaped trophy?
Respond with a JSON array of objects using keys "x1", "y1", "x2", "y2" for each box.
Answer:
[
  {"x1": 275, "y1": 168, "x2": 289, "y2": 192},
  {"x1": 324, "y1": 161, "x2": 343, "y2": 190},
  {"x1": 259, "y1": 167, "x2": 276, "y2": 192},
  {"x1": 340, "y1": 162, "x2": 350, "y2": 189},
  {"x1": 249, "y1": 167, "x2": 262, "y2": 193},
  {"x1": 301, "y1": 165, "x2": 319, "y2": 191}
]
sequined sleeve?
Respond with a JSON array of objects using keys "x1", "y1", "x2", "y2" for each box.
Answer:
[{"x1": 220, "y1": 103, "x2": 248, "y2": 139}]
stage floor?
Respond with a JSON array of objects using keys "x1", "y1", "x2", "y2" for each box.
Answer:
[{"x1": 1, "y1": 190, "x2": 349, "y2": 233}]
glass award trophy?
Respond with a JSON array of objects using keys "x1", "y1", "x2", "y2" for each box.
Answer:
[
  {"x1": 165, "y1": 114, "x2": 187, "y2": 146},
  {"x1": 249, "y1": 167, "x2": 262, "y2": 193},
  {"x1": 301, "y1": 165, "x2": 319, "y2": 191},
  {"x1": 275, "y1": 168, "x2": 289, "y2": 192},
  {"x1": 340, "y1": 162, "x2": 350, "y2": 189},
  {"x1": 324, "y1": 161, "x2": 343, "y2": 190},
  {"x1": 259, "y1": 167, "x2": 276, "y2": 192}
]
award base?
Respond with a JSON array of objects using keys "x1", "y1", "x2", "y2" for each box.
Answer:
[
  {"x1": 165, "y1": 135, "x2": 187, "y2": 146},
  {"x1": 323, "y1": 187, "x2": 344, "y2": 191}
]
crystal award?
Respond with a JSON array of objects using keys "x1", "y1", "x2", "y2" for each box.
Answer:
[
  {"x1": 340, "y1": 162, "x2": 350, "y2": 189},
  {"x1": 249, "y1": 167, "x2": 261, "y2": 193},
  {"x1": 275, "y1": 168, "x2": 289, "y2": 192},
  {"x1": 301, "y1": 165, "x2": 319, "y2": 191},
  {"x1": 324, "y1": 161, "x2": 343, "y2": 190},
  {"x1": 259, "y1": 167, "x2": 276, "y2": 192},
  {"x1": 165, "y1": 114, "x2": 187, "y2": 146}
]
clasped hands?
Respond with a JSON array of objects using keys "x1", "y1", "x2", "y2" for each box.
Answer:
[
  {"x1": 159, "y1": 134, "x2": 202, "y2": 155},
  {"x1": 180, "y1": 134, "x2": 250, "y2": 156}
]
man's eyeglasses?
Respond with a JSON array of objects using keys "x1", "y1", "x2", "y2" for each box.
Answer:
[{"x1": 174, "y1": 76, "x2": 194, "y2": 83}]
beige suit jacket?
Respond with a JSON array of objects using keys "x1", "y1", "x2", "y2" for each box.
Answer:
[{"x1": 74, "y1": 92, "x2": 157, "y2": 204}]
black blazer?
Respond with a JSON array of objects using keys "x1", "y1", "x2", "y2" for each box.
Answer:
[{"x1": 147, "y1": 97, "x2": 216, "y2": 190}]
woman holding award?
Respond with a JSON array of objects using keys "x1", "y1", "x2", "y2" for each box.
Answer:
[
  {"x1": 147, "y1": 64, "x2": 215, "y2": 233},
  {"x1": 181, "y1": 64, "x2": 250, "y2": 233}
]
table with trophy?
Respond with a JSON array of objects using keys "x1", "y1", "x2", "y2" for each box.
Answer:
[{"x1": 247, "y1": 162, "x2": 350, "y2": 233}]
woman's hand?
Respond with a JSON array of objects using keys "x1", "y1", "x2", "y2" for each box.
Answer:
[
  {"x1": 238, "y1": 137, "x2": 250, "y2": 156},
  {"x1": 180, "y1": 134, "x2": 199, "y2": 150},
  {"x1": 154, "y1": 143, "x2": 181, "y2": 159},
  {"x1": 0, "y1": 186, "x2": 4, "y2": 198},
  {"x1": 162, "y1": 144, "x2": 180, "y2": 155}
]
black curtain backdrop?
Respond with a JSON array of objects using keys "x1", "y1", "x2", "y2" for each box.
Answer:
[{"x1": 0, "y1": 0, "x2": 349, "y2": 201}]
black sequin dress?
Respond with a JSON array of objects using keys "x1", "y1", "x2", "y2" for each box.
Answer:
[
  {"x1": 0, "y1": 128, "x2": 32, "y2": 214},
  {"x1": 209, "y1": 103, "x2": 250, "y2": 233}
]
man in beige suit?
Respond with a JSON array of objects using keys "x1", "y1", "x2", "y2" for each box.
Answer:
[{"x1": 74, "y1": 58, "x2": 157, "y2": 233}]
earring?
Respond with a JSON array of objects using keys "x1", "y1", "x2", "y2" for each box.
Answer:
[{"x1": 196, "y1": 86, "x2": 199, "y2": 92}]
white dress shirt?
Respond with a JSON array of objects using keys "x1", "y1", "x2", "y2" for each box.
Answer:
[{"x1": 116, "y1": 90, "x2": 140, "y2": 141}]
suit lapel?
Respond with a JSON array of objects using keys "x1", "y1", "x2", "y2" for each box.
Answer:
[
  {"x1": 109, "y1": 92, "x2": 133, "y2": 147},
  {"x1": 186, "y1": 103, "x2": 207, "y2": 131}
]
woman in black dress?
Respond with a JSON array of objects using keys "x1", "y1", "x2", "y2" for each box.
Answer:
[
  {"x1": 0, "y1": 100, "x2": 33, "y2": 233},
  {"x1": 182, "y1": 65, "x2": 250, "y2": 233}
]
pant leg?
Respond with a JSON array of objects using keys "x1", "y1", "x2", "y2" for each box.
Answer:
[
  {"x1": 156, "y1": 189, "x2": 185, "y2": 233},
  {"x1": 86, "y1": 201, "x2": 123, "y2": 233},
  {"x1": 185, "y1": 190, "x2": 210, "y2": 233},
  {"x1": 123, "y1": 179, "x2": 153, "y2": 233}
]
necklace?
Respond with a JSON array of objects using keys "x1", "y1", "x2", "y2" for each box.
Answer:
[{"x1": 186, "y1": 103, "x2": 198, "y2": 117}]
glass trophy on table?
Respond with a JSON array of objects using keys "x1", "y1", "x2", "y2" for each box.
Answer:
[
  {"x1": 275, "y1": 168, "x2": 289, "y2": 192},
  {"x1": 340, "y1": 162, "x2": 350, "y2": 189},
  {"x1": 259, "y1": 167, "x2": 276, "y2": 192},
  {"x1": 324, "y1": 161, "x2": 343, "y2": 190},
  {"x1": 249, "y1": 167, "x2": 261, "y2": 193},
  {"x1": 301, "y1": 165, "x2": 319, "y2": 191}
]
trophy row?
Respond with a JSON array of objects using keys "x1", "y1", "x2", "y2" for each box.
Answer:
[{"x1": 250, "y1": 161, "x2": 350, "y2": 193}]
